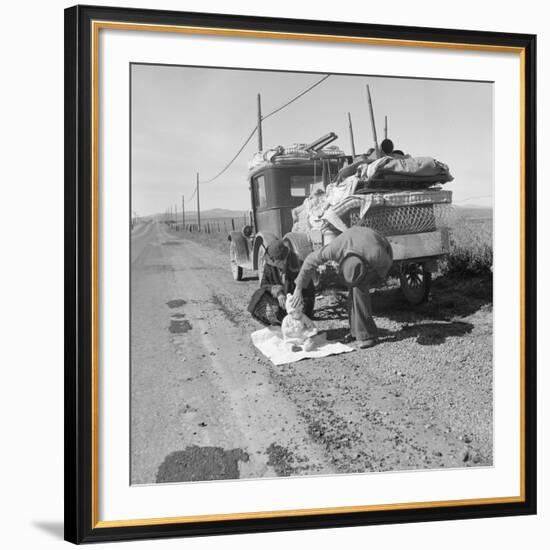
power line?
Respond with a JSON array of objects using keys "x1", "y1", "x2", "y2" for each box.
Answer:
[
  {"x1": 199, "y1": 126, "x2": 258, "y2": 184},
  {"x1": 198, "y1": 74, "x2": 332, "y2": 185},
  {"x1": 179, "y1": 74, "x2": 332, "y2": 210},
  {"x1": 261, "y1": 74, "x2": 331, "y2": 121}
]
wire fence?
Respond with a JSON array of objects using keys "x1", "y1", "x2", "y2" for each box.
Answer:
[{"x1": 166, "y1": 215, "x2": 249, "y2": 234}]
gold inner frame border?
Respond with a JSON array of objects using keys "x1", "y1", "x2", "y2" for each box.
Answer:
[{"x1": 90, "y1": 19, "x2": 527, "y2": 529}]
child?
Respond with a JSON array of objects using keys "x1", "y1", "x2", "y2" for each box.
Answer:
[{"x1": 281, "y1": 294, "x2": 318, "y2": 352}]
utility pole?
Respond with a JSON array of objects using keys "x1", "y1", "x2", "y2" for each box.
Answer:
[
  {"x1": 182, "y1": 194, "x2": 185, "y2": 228},
  {"x1": 347, "y1": 112, "x2": 356, "y2": 157},
  {"x1": 196, "y1": 172, "x2": 201, "y2": 231},
  {"x1": 366, "y1": 84, "x2": 380, "y2": 158},
  {"x1": 384, "y1": 115, "x2": 388, "y2": 140},
  {"x1": 257, "y1": 93, "x2": 263, "y2": 151}
]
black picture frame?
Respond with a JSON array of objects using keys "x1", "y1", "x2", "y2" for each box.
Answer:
[{"x1": 65, "y1": 4, "x2": 537, "y2": 544}]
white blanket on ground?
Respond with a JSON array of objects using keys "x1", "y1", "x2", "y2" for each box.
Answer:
[{"x1": 251, "y1": 326, "x2": 354, "y2": 366}]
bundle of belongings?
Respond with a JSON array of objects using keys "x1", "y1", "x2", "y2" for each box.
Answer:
[
  {"x1": 248, "y1": 142, "x2": 345, "y2": 170},
  {"x1": 292, "y1": 151, "x2": 454, "y2": 237},
  {"x1": 359, "y1": 155, "x2": 454, "y2": 187}
]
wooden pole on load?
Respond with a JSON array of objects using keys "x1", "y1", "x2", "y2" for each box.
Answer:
[
  {"x1": 196, "y1": 172, "x2": 201, "y2": 231},
  {"x1": 257, "y1": 93, "x2": 263, "y2": 151},
  {"x1": 366, "y1": 84, "x2": 380, "y2": 157},
  {"x1": 347, "y1": 112, "x2": 356, "y2": 157},
  {"x1": 384, "y1": 115, "x2": 388, "y2": 140}
]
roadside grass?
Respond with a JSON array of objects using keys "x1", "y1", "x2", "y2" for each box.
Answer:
[{"x1": 444, "y1": 216, "x2": 493, "y2": 277}]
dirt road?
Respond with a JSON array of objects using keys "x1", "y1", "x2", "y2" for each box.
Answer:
[{"x1": 131, "y1": 221, "x2": 493, "y2": 484}]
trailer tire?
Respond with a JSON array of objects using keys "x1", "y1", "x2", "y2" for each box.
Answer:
[{"x1": 399, "y1": 262, "x2": 431, "y2": 304}]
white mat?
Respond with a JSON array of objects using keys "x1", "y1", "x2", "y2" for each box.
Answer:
[{"x1": 251, "y1": 326, "x2": 354, "y2": 366}]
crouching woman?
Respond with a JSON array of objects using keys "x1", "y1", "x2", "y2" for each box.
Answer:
[{"x1": 247, "y1": 239, "x2": 316, "y2": 326}]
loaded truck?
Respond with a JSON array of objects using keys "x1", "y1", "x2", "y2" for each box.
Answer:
[{"x1": 228, "y1": 130, "x2": 452, "y2": 305}]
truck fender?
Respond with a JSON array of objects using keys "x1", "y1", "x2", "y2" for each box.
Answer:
[
  {"x1": 283, "y1": 231, "x2": 313, "y2": 262},
  {"x1": 228, "y1": 231, "x2": 250, "y2": 265},
  {"x1": 252, "y1": 231, "x2": 279, "y2": 270}
]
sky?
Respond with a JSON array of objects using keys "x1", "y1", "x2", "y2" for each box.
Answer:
[{"x1": 131, "y1": 64, "x2": 493, "y2": 216}]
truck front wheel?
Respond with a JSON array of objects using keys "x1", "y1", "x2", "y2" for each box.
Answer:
[{"x1": 399, "y1": 262, "x2": 431, "y2": 304}]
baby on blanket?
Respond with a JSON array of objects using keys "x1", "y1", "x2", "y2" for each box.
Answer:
[{"x1": 281, "y1": 294, "x2": 319, "y2": 352}]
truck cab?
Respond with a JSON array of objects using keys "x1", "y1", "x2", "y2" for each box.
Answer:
[{"x1": 248, "y1": 158, "x2": 346, "y2": 238}]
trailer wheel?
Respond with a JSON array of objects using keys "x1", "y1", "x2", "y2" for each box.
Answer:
[
  {"x1": 229, "y1": 241, "x2": 243, "y2": 281},
  {"x1": 399, "y1": 262, "x2": 431, "y2": 304}
]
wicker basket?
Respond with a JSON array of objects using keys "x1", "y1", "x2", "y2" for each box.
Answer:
[{"x1": 349, "y1": 204, "x2": 437, "y2": 236}]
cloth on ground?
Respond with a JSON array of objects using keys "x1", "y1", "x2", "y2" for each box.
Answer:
[{"x1": 251, "y1": 326, "x2": 354, "y2": 365}]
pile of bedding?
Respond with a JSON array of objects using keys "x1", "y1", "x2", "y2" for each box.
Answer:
[
  {"x1": 358, "y1": 155, "x2": 454, "y2": 188},
  {"x1": 292, "y1": 154, "x2": 454, "y2": 237}
]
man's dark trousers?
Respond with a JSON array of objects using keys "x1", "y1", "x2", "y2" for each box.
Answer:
[{"x1": 346, "y1": 275, "x2": 379, "y2": 341}]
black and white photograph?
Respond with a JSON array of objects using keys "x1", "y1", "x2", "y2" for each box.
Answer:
[
  {"x1": 1, "y1": 0, "x2": 544, "y2": 546},
  {"x1": 130, "y1": 64, "x2": 494, "y2": 485}
]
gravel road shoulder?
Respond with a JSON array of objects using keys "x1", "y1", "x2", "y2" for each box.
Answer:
[{"x1": 171, "y1": 228, "x2": 493, "y2": 476}]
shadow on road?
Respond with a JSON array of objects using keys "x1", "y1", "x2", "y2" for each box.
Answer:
[
  {"x1": 320, "y1": 273, "x2": 490, "y2": 345},
  {"x1": 324, "y1": 320, "x2": 474, "y2": 346},
  {"x1": 239, "y1": 275, "x2": 259, "y2": 282},
  {"x1": 372, "y1": 273, "x2": 492, "y2": 323},
  {"x1": 379, "y1": 321, "x2": 474, "y2": 345}
]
